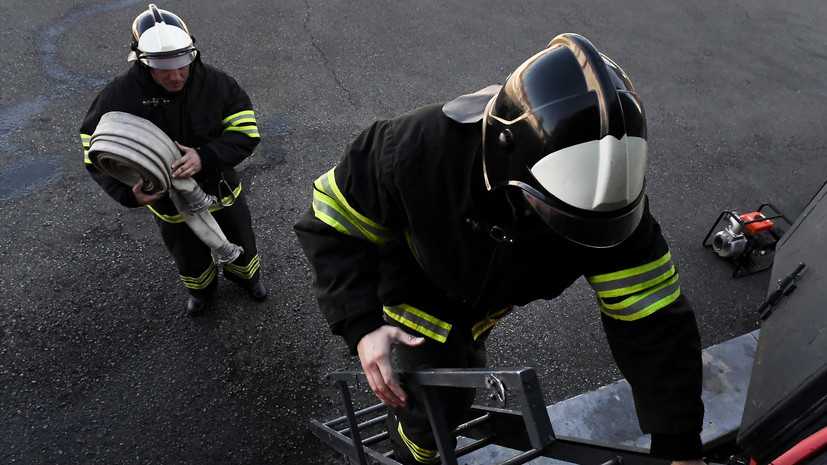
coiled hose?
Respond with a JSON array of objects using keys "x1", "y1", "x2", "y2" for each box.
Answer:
[{"x1": 88, "y1": 111, "x2": 243, "y2": 265}]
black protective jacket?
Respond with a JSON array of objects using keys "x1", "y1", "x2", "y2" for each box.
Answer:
[
  {"x1": 80, "y1": 57, "x2": 259, "y2": 214},
  {"x1": 294, "y1": 102, "x2": 704, "y2": 458}
]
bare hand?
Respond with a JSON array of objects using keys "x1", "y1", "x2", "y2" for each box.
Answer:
[
  {"x1": 356, "y1": 325, "x2": 425, "y2": 408},
  {"x1": 171, "y1": 142, "x2": 202, "y2": 179},
  {"x1": 132, "y1": 178, "x2": 166, "y2": 205}
]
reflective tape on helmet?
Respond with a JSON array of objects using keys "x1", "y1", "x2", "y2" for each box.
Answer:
[
  {"x1": 312, "y1": 169, "x2": 394, "y2": 245},
  {"x1": 587, "y1": 252, "x2": 676, "y2": 298},
  {"x1": 383, "y1": 304, "x2": 452, "y2": 343}
]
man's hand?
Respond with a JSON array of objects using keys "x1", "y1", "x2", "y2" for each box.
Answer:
[
  {"x1": 132, "y1": 178, "x2": 166, "y2": 205},
  {"x1": 356, "y1": 325, "x2": 425, "y2": 408},
  {"x1": 171, "y1": 142, "x2": 202, "y2": 179}
]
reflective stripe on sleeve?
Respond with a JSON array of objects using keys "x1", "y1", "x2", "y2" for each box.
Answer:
[
  {"x1": 312, "y1": 168, "x2": 394, "y2": 245},
  {"x1": 81, "y1": 133, "x2": 92, "y2": 163},
  {"x1": 222, "y1": 110, "x2": 260, "y2": 139},
  {"x1": 383, "y1": 304, "x2": 452, "y2": 343},
  {"x1": 597, "y1": 273, "x2": 681, "y2": 321},
  {"x1": 587, "y1": 252, "x2": 675, "y2": 298},
  {"x1": 587, "y1": 252, "x2": 682, "y2": 320}
]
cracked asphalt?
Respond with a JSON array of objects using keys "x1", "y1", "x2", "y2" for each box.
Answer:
[{"x1": 1, "y1": 1, "x2": 825, "y2": 464}]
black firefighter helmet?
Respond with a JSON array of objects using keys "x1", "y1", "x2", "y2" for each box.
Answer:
[{"x1": 483, "y1": 33, "x2": 648, "y2": 248}]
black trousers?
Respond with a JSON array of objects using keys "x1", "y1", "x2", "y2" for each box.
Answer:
[
  {"x1": 155, "y1": 190, "x2": 261, "y2": 299},
  {"x1": 387, "y1": 318, "x2": 487, "y2": 464}
]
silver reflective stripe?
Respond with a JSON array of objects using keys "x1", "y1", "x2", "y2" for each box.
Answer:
[
  {"x1": 312, "y1": 169, "x2": 394, "y2": 244},
  {"x1": 598, "y1": 274, "x2": 681, "y2": 321},
  {"x1": 587, "y1": 252, "x2": 675, "y2": 298},
  {"x1": 383, "y1": 304, "x2": 452, "y2": 343}
]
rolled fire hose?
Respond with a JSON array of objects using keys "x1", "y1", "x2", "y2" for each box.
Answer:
[{"x1": 88, "y1": 111, "x2": 243, "y2": 265}]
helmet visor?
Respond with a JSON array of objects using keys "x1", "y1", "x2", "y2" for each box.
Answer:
[
  {"x1": 141, "y1": 50, "x2": 197, "y2": 70},
  {"x1": 522, "y1": 189, "x2": 645, "y2": 248}
]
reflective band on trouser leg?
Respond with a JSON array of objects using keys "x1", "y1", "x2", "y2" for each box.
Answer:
[
  {"x1": 383, "y1": 304, "x2": 452, "y2": 343},
  {"x1": 587, "y1": 252, "x2": 681, "y2": 320},
  {"x1": 311, "y1": 169, "x2": 395, "y2": 245},
  {"x1": 224, "y1": 254, "x2": 260, "y2": 280},
  {"x1": 398, "y1": 420, "x2": 437, "y2": 463},
  {"x1": 471, "y1": 306, "x2": 513, "y2": 340},
  {"x1": 181, "y1": 261, "x2": 217, "y2": 291},
  {"x1": 87, "y1": 111, "x2": 242, "y2": 265}
]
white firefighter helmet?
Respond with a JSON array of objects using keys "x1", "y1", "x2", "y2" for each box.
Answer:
[{"x1": 128, "y1": 4, "x2": 197, "y2": 70}]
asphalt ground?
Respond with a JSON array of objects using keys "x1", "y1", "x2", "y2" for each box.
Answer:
[{"x1": 0, "y1": 1, "x2": 825, "y2": 464}]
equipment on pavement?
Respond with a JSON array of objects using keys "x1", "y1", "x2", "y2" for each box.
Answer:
[{"x1": 703, "y1": 204, "x2": 791, "y2": 277}]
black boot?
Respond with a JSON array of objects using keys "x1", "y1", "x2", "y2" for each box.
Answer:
[
  {"x1": 249, "y1": 281, "x2": 267, "y2": 301},
  {"x1": 186, "y1": 294, "x2": 208, "y2": 315}
]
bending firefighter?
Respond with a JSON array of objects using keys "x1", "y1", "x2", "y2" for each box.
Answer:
[
  {"x1": 81, "y1": 4, "x2": 266, "y2": 314},
  {"x1": 295, "y1": 34, "x2": 705, "y2": 465}
]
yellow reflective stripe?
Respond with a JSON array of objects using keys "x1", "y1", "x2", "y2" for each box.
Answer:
[
  {"x1": 181, "y1": 261, "x2": 217, "y2": 290},
  {"x1": 81, "y1": 133, "x2": 92, "y2": 163},
  {"x1": 403, "y1": 229, "x2": 423, "y2": 268},
  {"x1": 222, "y1": 110, "x2": 259, "y2": 139},
  {"x1": 224, "y1": 254, "x2": 260, "y2": 280},
  {"x1": 598, "y1": 273, "x2": 681, "y2": 321},
  {"x1": 312, "y1": 169, "x2": 394, "y2": 244},
  {"x1": 148, "y1": 184, "x2": 243, "y2": 223},
  {"x1": 383, "y1": 304, "x2": 451, "y2": 343},
  {"x1": 472, "y1": 306, "x2": 513, "y2": 341},
  {"x1": 398, "y1": 421, "x2": 437, "y2": 463},
  {"x1": 222, "y1": 110, "x2": 255, "y2": 126},
  {"x1": 587, "y1": 252, "x2": 675, "y2": 298},
  {"x1": 224, "y1": 125, "x2": 260, "y2": 138}
]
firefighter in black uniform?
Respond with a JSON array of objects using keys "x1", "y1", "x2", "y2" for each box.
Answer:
[
  {"x1": 295, "y1": 34, "x2": 705, "y2": 465},
  {"x1": 81, "y1": 4, "x2": 267, "y2": 314}
]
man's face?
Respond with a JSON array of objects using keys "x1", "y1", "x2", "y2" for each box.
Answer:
[{"x1": 149, "y1": 65, "x2": 190, "y2": 93}]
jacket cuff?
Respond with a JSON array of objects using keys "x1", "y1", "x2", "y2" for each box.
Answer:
[
  {"x1": 650, "y1": 432, "x2": 703, "y2": 461},
  {"x1": 338, "y1": 312, "x2": 386, "y2": 356}
]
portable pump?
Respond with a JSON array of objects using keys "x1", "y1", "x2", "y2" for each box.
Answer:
[{"x1": 703, "y1": 204, "x2": 791, "y2": 277}]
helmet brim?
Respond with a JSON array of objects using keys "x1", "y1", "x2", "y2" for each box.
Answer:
[
  {"x1": 140, "y1": 50, "x2": 197, "y2": 70},
  {"x1": 522, "y1": 188, "x2": 646, "y2": 248}
]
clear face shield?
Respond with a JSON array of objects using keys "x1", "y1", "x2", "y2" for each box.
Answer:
[{"x1": 140, "y1": 49, "x2": 197, "y2": 70}]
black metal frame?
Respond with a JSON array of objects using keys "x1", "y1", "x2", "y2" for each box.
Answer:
[
  {"x1": 310, "y1": 368, "x2": 671, "y2": 465},
  {"x1": 702, "y1": 203, "x2": 792, "y2": 277}
]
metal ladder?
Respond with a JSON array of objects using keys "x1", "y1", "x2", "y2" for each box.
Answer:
[{"x1": 310, "y1": 367, "x2": 670, "y2": 465}]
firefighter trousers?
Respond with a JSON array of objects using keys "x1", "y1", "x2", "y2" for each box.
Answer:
[
  {"x1": 386, "y1": 318, "x2": 487, "y2": 464},
  {"x1": 155, "y1": 190, "x2": 261, "y2": 299}
]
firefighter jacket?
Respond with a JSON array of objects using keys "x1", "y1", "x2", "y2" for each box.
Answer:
[
  {"x1": 294, "y1": 101, "x2": 704, "y2": 458},
  {"x1": 80, "y1": 57, "x2": 260, "y2": 219}
]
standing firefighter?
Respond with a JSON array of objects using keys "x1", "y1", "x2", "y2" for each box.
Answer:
[
  {"x1": 295, "y1": 34, "x2": 705, "y2": 465},
  {"x1": 81, "y1": 4, "x2": 267, "y2": 314}
]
